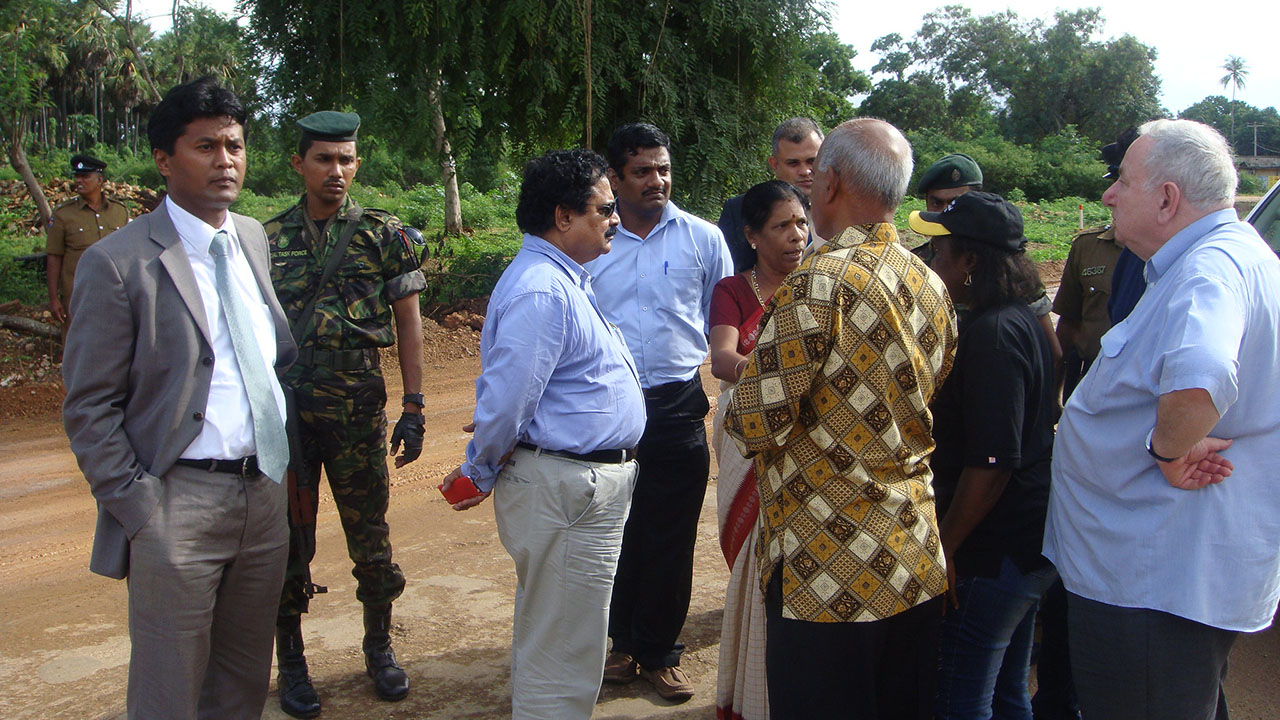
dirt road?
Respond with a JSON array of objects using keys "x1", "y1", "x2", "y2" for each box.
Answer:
[{"x1": 2, "y1": 343, "x2": 1278, "y2": 719}]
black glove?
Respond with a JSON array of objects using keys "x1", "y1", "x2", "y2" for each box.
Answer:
[{"x1": 390, "y1": 412, "x2": 425, "y2": 464}]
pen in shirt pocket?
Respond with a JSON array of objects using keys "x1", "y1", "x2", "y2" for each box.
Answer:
[{"x1": 664, "y1": 261, "x2": 669, "y2": 275}]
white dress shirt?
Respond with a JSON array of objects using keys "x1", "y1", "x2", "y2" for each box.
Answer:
[{"x1": 167, "y1": 197, "x2": 287, "y2": 461}]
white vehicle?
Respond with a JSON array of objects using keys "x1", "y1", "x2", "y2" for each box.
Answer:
[{"x1": 1245, "y1": 181, "x2": 1280, "y2": 251}]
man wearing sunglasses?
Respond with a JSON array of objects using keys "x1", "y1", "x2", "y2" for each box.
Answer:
[{"x1": 441, "y1": 148, "x2": 644, "y2": 718}]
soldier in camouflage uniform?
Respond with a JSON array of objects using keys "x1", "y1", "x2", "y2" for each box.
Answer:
[{"x1": 265, "y1": 111, "x2": 426, "y2": 718}]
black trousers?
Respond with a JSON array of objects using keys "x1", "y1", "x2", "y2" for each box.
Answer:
[
  {"x1": 764, "y1": 571, "x2": 942, "y2": 720},
  {"x1": 1067, "y1": 592, "x2": 1236, "y2": 720},
  {"x1": 608, "y1": 375, "x2": 711, "y2": 669},
  {"x1": 1032, "y1": 578, "x2": 1081, "y2": 720}
]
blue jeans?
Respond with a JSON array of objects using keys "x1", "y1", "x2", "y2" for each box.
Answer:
[{"x1": 936, "y1": 556, "x2": 1059, "y2": 720}]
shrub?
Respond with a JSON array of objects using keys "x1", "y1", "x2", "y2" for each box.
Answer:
[
  {"x1": 424, "y1": 229, "x2": 521, "y2": 303},
  {"x1": 1238, "y1": 173, "x2": 1266, "y2": 196}
]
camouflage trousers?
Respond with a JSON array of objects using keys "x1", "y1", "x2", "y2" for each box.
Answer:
[{"x1": 278, "y1": 372, "x2": 405, "y2": 617}]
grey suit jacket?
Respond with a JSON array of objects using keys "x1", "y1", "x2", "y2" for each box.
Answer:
[{"x1": 62, "y1": 203, "x2": 297, "y2": 579}]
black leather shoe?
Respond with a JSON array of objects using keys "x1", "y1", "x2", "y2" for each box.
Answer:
[
  {"x1": 276, "y1": 615, "x2": 322, "y2": 718},
  {"x1": 363, "y1": 604, "x2": 410, "y2": 701}
]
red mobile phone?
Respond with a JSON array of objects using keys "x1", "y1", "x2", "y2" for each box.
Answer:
[{"x1": 439, "y1": 475, "x2": 483, "y2": 504}]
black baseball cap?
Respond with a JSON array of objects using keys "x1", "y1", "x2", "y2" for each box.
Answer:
[{"x1": 908, "y1": 191, "x2": 1026, "y2": 252}]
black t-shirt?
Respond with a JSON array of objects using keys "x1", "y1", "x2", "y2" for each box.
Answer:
[{"x1": 931, "y1": 301, "x2": 1056, "y2": 578}]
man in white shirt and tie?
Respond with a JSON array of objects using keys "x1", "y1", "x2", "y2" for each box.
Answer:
[{"x1": 61, "y1": 77, "x2": 297, "y2": 720}]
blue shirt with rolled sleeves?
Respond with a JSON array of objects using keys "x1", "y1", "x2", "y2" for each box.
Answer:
[
  {"x1": 585, "y1": 201, "x2": 734, "y2": 388},
  {"x1": 1044, "y1": 209, "x2": 1280, "y2": 632},
  {"x1": 461, "y1": 234, "x2": 646, "y2": 491}
]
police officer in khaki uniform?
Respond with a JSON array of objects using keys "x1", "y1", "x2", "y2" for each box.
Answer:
[
  {"x1": 1052, "y1": 224, "x2": 1120, "y2": 399},
  {"x1": 45, "y1": 154, "x2": 130, "y2": 326},
  {"x1": 1051, "y1": 129, "x2": 1139, "y2": 402}
]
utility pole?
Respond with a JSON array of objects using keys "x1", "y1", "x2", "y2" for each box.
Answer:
[{"x1": 1245, "y1": 123, "x2": 1264, "y2": 156}]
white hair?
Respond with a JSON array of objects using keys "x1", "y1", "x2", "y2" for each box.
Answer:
[
  {"x1": 1138, "y1": 119, "x2": 1236, "y2": 209},
  {"x1": 816, "y1": 118, "x2": 913, "y2": 210}
]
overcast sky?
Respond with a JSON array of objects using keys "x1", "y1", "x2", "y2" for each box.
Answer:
[{"x1": 134, "y1": 0, "x2": 1276, "y2": 116}]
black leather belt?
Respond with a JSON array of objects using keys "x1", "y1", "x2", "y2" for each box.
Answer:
[
  {"x1": 174, "y1": 455, "x2": 261, "y2": 478},
  {"x1": 515, "y1": 441, "x2": 637, "y2": 464}
]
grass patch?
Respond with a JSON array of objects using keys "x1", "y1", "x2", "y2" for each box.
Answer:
[
  {"x1": 894, "y1": 195, "x2": 1108, "y2": 262},
  {"x1": 0, "y1": 207, "x2": 48, "y2": 306},
  {"x1": 2, "y1": 173, "x2": 1109, "y2": 310}
]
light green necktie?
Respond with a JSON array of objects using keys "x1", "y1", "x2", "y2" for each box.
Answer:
[{"x1": 209, "y1": 230, "x2": 288, "y2": 483}]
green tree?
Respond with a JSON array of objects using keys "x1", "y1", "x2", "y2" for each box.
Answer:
[
  {"x1": 905, "y1": 6, "x2": 1163, "y2": 144},
  {"x1": 1181, "y1": 96, "x2": 1280, "y2": 158},
  {"x1": 859, "y1": 73, "x2": 949, "y2": 133},
  {"x1": 249, "y1": 0, "x2": 865, "y2": 223},
  {"x1": 1, "y1": 0, "x2": 66, "y2": 224},
  {"x1": 799, "y1": 32, "x2": 871, "y2": 131},
  {"x1": 150, "y1": 4, "x2": 262, "y2": 113},
  {"x1": 1219, "y1": 55, "x2": 1249, "y2": 149}
]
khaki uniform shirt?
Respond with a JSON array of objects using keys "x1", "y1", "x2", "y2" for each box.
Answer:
[
  {"x1": 727, "y1": 223, "x2": 958, "y2": 622},
  {"x1": 1051, "y1": 226, "x2": 1121, "y2": 360},
  {"x1": 45, "y1": 195, "x2": 130, "y2": 303}
]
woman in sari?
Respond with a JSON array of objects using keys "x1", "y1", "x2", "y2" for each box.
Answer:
[{"x1": 709, "y1": 180, "x2": 809, "y2": 720}]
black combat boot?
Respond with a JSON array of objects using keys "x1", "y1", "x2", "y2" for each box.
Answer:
[
  {"x1": 363, "y1": 604, "x2": 410, "y2": 701},
  {"x1": 276, "y1": 615, "x2": 322, "y2": 718}
]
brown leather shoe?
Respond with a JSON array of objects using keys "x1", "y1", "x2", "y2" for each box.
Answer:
[
  {"x1": 641, "y1": 665, "x2": 694, "y2": 702},
  {"x1": 603, "y1": 651, "x2": 638, "y2": 684}
]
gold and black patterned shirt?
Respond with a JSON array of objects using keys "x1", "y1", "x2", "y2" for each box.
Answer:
[{"x1": 726, "y1": 222, "x2": 957, "y2": 622}]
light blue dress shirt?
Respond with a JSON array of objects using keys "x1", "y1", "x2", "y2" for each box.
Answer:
[
  {"x1": 462, "y1": 234, "x2": 646, "y2": 491},
  {"x1": 585, "y1": 201, "x2": 733, "y2": 389},
  {"x1": 1044, "y1": 209, "x2": 1280, "y2": 632}
]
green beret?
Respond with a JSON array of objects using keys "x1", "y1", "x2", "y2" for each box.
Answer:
[
  {"x1": 70, "y1": 154, "x2": 107, "y2": 175},
  {"x1": 917, "y1": 153, "x2": 983, "y2": 194},
  {"x1": 297, "y1": 111, "x2": 361, "y2": 142}
]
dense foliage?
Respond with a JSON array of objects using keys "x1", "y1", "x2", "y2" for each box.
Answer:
[{"x1": 0, "y1": 0, "x2": 1270, "y2": 238}]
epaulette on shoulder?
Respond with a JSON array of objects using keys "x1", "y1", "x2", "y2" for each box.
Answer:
[
  {"x1": 53, "y1": 198, "x2": 78, "y2": 211},
  {"x1": 1072, "y1": 225, "x2": 1110, "y2": 240},
  {"x1": 361, "y1": 207, "x2": 399, "y2": 225}
]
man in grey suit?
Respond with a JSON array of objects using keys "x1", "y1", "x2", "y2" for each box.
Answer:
[{"x1": 62, "y1": 77, "x2": 297, "y2": 719}]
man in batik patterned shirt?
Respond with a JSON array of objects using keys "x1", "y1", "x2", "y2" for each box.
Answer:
[{"x1": 727, "y1": 118, "x2": 958, "y2": 720}]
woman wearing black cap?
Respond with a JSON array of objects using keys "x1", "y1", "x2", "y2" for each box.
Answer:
[{"x1": 909, "y1": 192, "x2": 1059, "y2": 720}]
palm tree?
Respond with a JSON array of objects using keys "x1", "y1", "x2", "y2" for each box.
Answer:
[{"x1": 1220, "y1": 55, "x2": 1249, "y2": 151}]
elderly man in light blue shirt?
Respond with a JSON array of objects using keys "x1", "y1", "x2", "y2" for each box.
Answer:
[
  {"x1": 1043, "y1": 119, "x2": 1280, "y2": 720},
  {"x1": 586, "y1": 123, "x2": 733, "y2": 701},
  {"x1": 441, "y1": 149, "x2": 645, "y2": 720}
]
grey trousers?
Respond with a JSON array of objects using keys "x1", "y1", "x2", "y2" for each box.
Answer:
[
  {"x1": 125, "y1": 464, "x2": 288, "y2": 720},
  {"x1": 495, "y1": 447, "x2": 637, "y2": 720},
  {"x1": 1067, "y1": 592, "x2": 1236, "y2": 720}
]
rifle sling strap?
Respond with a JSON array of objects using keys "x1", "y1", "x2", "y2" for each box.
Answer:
[{"x1": 289, "y1": 202, "x2": 364, "y2": 344}]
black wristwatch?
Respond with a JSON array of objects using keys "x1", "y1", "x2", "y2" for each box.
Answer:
[
  {"x1": 1145, "y1": 428, "x2": 1177, "y2": 463},
  {"x1": 402, "y1": 393, "x2": 425, "y2": 409}
]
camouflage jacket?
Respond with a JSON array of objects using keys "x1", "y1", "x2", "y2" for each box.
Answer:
[{"x1": 265, "y1": 195, "x2": 426, "y2": 361}]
